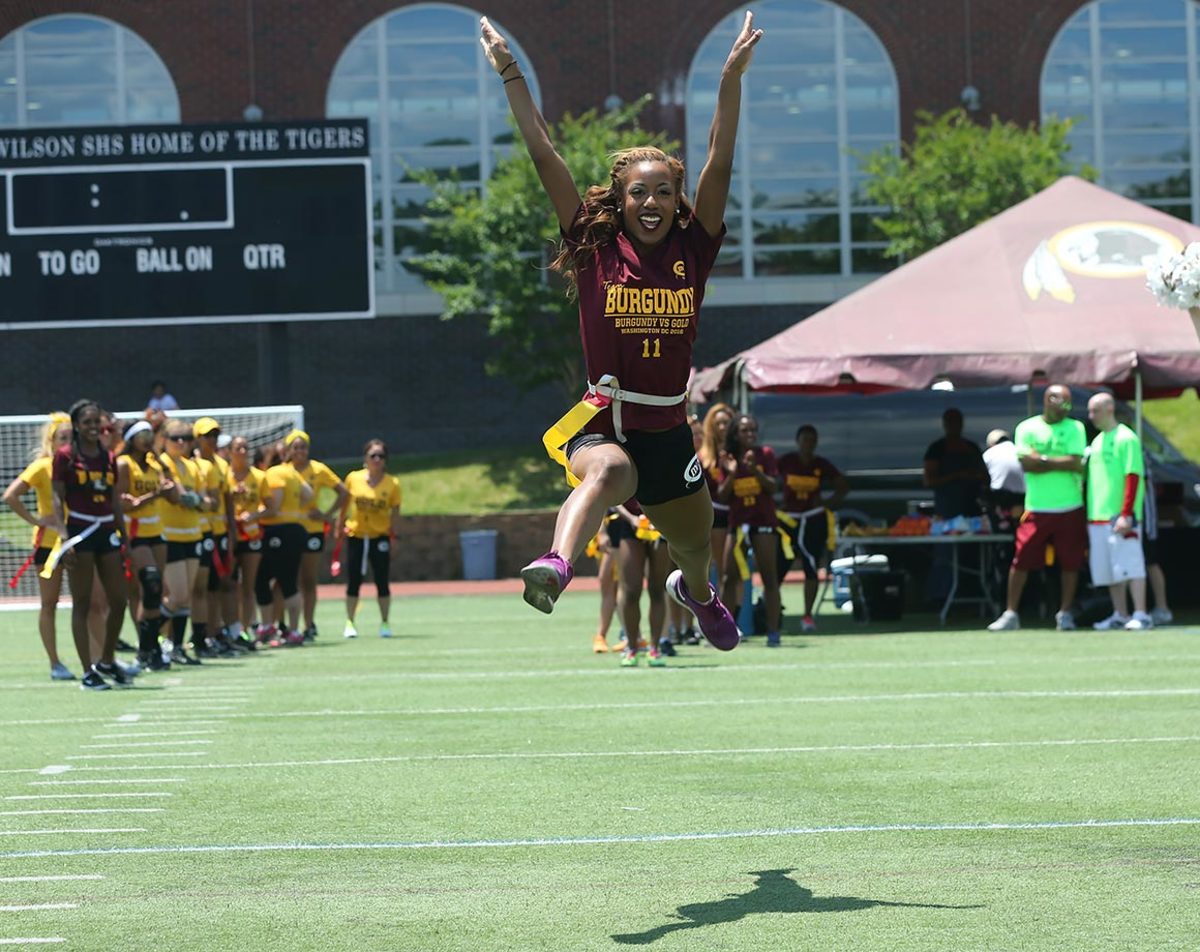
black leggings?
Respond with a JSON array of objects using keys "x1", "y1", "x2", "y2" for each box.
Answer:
[
  {"x1": 255, "y1": 523, "x2": 305, "y2": 605},
  {"x1": 346, "y1": 536, "x2": 391, "y2": 599}
]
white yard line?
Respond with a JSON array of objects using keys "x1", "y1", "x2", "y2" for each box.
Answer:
[
  {"x1": 116, "y1": 715, "x2": 140, "y2": 723},
  {"x1": 0, "y1": 876, "x2": 101, "y2": 883},
  {"x1": 89, "y1": 731, "x2": 217, "y2": 740},
  {"x1": 63, "y1": 753, "x2": 205, "y2": 761},
  {"x1": 0, "y1": 809, "x2": 164, "y2": 816},
  {"x1": 0, "y1": 817, "x2": 1196, "y2": 861},
  {"x1": 7, "y1": 794, "x2": 173, "y2": 801},
  {"x1": 0, "y1": 939, "x2": 67, "y2": 945},
  {"x1": 0, "y1": 904, "x2": 78, "y2": 912},
  {"x1": 78, "y1": 741, "x2": 213, "y2": 750},
  {"x1": 27, "y1": 780, "x2": 185, "y2": 787},
  {"x1": 24, "y1": 734, "x2": 1200, "y2": 775},
  {"x1": 0, "y1": 829, "x2": 146, "y2": 837}
]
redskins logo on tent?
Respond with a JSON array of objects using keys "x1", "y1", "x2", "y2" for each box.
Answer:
[{"x1": 1022, "y1": 220, "x2": 1183, "y2": 303}]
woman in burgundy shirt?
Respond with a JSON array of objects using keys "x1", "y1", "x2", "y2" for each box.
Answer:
[
  {"x1": 50, "y1": 399, "x2": 130, "y2": 690},
  {"x1": 481, "y1": 13, "x2": 763, "y2": 651},
  {"x1": 717, "y1": 414, "x2": 783, "y2": 646}
]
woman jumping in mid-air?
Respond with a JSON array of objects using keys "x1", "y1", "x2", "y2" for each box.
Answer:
[{"x1": 480, "y1": 11, "x2": 763, "y2": 650}]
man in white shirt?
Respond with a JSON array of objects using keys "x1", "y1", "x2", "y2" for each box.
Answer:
[
  {"x1": 146, "y1": 380, "x2": 180, "y2": 412},
  {"x1": 983, "y1": 429, "x2": 1025, "y2": 510}
]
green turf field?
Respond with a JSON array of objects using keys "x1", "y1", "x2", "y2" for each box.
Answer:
[{"x1": 1, "y1": 590, "x2": 1197, "y2": 950}]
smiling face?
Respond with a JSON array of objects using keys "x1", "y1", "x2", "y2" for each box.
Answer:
[
  {"x1": 621, "y1": 160, "x2": 678, "y2": 249},
  {"x1": 288, "y1": 438, "x2": 310, "y2": 467},
  {"x1": 52, "y1": 423, "x2": 72, "y2": 450},
  {"x1": 733, "y1": 416, "x2": 759, "y2": 452}
]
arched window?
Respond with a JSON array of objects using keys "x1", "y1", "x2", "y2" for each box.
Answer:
[
  {"x1": 327, "y1": 3, "x2": 541, "y2": 292},
  {"x1": 0, "y1": 14, "x2": 179, "y2": 128},
  {"x1": 685, "y1": 0, "x2": 899, "y2": 278},
  {"x1": 1041, "y1": 0, "x2": 1200, "y2": 222}
]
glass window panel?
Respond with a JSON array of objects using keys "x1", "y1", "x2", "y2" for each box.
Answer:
[
  {"x1": 0, "y1": 50, "x2": 15, "y2": 86},
  {"x1": 24, "y1": 52, "x2": 116, "y2": 87},
  {"x1": 1100, "y1": 95, "x2": 1188, "y2": 131},
  {"x1": 23, "y1": 17, "x2": 114, "y2": 50},
  {"x1": 851, "y1": 247, "x2": 895, "y2": 273},
  {"x1": 764, "y1": 5, "x2": 835, "y2": 31},
  {"x1": 710, "y1": 249, "x2": 744, "y2": 277},
  {"x1": 125, "y1": 89, "x2": 177, "y2": 123},
  {"x1": 754, "y1": 248, "x2": 840, "y2": 275},
  {"x1": 384, "y1": 6, "x2": 475, "y2": 41},
  {"x1": 753, "y1": 211, "x2": 840, "y2": 245},
  {"x1": 846, "y1": 100, "x2": 898, "y2": 136},
  {"x1": 1099, "y1": 0, "x2": 1185, "y2": 24},
  {"x1": 843, "y1": 30, "x2": 888, "y2": 66},
  {"x1": 1103, "y1": 131, "x2": 1189, "y2": 164},
  {"x1": 750, "y1": 139, "x2": 839, "y2": 175},
  {"x1": 748, "y1": 101, "x2": 836, "y2": 137},
  {"x1": 850, "y1": 212, "x2": 887, "y2": 242},
  {"x1": 1152, "y1": 202, "x2": 1195, "y2": 221},
  {"x1": 327, "y1": 79, "x2": 382, "y2": 119},
  {"x1": 1049, "y1": 26, "x2": 1092, "y2": 62},
  {"x1": 0, "y1": 90, "x2": 15, "y2": 125},
  {"x1": 1106, "y1": 166, "x2": 1191, "y2": 199},
  {"x1": 332, "y1": 41, "x2": 375, "y2": 79},
  {"x1": 1099, "y1": 59, "x2": 1189, "y2": 100},
  {"x1": 749, "y1": 177, "x2": 840, "y2": 210},
  {"x1": 388, "y1": 77, "x2": 480, "y2": 114},
  {"x1": 25, "y1": 88, "x2": 119, "y2": 125},
  {"x1": 393, "y1": 113, "x2": 480, "y2": 148},
  {"x1": 387, "y1": 40, "x2": 478, "y2": 77},
  {"x1": 757, "y1": 31, "x2": 835, "y2": 68},
  {"x1": 393, "y1": 148, "x2": 480, "y2": 182},
  {"x1": 1099, "y1": 26, "x2": 1187, "y2": 60}
]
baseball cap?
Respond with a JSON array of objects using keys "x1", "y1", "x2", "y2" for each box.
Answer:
[
  {"x1": 193, "y1": 417, "x2": 221, "y2": 437},
  {"x1": 216, "y1": 433, "x2": 232, "y2": 449}
]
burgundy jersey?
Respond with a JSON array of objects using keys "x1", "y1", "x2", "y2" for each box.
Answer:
[
  {"x1": 564, "y1": 206, "x2": 724, "y2": 435},
  {"x1": 52, "y1": 445, "x2": 116, "y2": 518},
  {"x1": 703, "y1": 461, "x2": 725, "y2": 506},
  {"x1": 728, "y1": 446, "x2": 778, "y2": 527},
  {"x1": 777, "y1": 453, "x2": 842, "y2": 512}
]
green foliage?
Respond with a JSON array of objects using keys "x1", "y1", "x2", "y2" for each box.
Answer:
[
  {"x1": 861, "y1": 109, "x2": 1095, "y2": 260},
  {"x1": 406, "y1": 96, "x2": 679, "y2": 398}
]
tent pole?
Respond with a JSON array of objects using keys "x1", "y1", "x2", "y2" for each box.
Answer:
[
  {"x1": 1135, "y1": 368, "x2": 1143, "y2": 442},
  {"x1": 733, "y1": 359, "x2": 748, "y2": 414}
]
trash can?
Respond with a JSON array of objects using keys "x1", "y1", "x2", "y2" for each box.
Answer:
[
  {"x1": 830, "y1": 554, "x2": 889, "y2": 608},
  {"x1": 850, "y1": 571, "x2": 905, "y2": 622},
  {"x1": 459, "y1": 529, "x2": 498, "y2": 580}
]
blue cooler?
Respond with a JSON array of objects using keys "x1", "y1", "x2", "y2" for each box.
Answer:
[{"x1": 830, "y1": 554, "x2": 889, "y2": 608}]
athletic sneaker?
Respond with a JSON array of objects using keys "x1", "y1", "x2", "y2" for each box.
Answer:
[
  {"x1": 766, "y1": 632, "x2": 781, "y2": 648},
  {"x1": 592, "y1": 633, "x2": 609, "y2": 654},
  {"x1": 379, "y1": 625, "x2": 393, "y2": 639},
  {"x1": 1093, "y1": 612, "x2": 1130, "y2": 631},
  {"x1": 987, "y1": 610, "x2": 1021, "y2": 631},
  {"x1": 647, "y1": 648, "x2": 666, "y2": 667},
  {"x1": 79, "y1": 666, "x2": 111, "y2": 691},
  {"x1": 1055, "y1": 610, "x2": 1077, "y2": 631},
  {"x1": 520, "y1": 551, "x2": 573, "y2": 614},
  {"x1": 254, "y1": 623, "x2": 276, "y2": 644},
  {"x1": 657, "y1": 637, "x2": 677, "y2": 657},
  {"x1": 171, "y1": 648, "x2": 202, "y2": 666},
  {"x1": 94, "y1": 661, "x2": 134, "y2": 689},
  {"x1": 50, "y1": 662, "x2": 75, "y2": 681},
  {"x1": 619, "y1": 648, "x2": 638, "y2": 667},
  {"x1": 682, "y1": 627, "x2": 701, "y2": 646},
  {"x1": 1124, "y1": 611, "x2": 1154, "y2": 631},
  {"x1": 284, "y1": 629, "x2": 306, "y2": 647},
  {"x1": 115, "y1": 638, "x2": 137, "y2": 653},
  {"x1": 800, "y1": 615, "x2": 817, "y2": 633},
  {"x1": 612, "y1": 636, "x2": 629, "y2": 653},
  {"x1": 343, "y1": 620, "x2": 358, "y2": 640},
  {"x1": 665, "y1": 569, "x2": 740, "y2": 651},
  {"x1": 303, "y1": 625, "x2": 318, "y2": 642},
  {"x1": 1150, "y1": 607, "x2": 1174, "y2": 626}
]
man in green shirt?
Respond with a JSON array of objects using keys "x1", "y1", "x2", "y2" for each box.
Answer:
[
  {"x1": 988, "y1": 384, "x2": 1087, "y2": 631},
  {"x1": 1085, "y1": 392, "x2": 1151, "y2": 630}
]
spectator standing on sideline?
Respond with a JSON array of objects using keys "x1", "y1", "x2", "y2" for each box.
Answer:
[
  {"x1": 146, "y1": 380, "x2": 179, "y2": 412},
  {"x1": 923, "y1": 408, "x2": 988, "y2": 518},
  {"x1": 1140, "y1": 450, "x2": 1173, "y2": 626},
  {"x1": 983, "y1": 429, "x2": 1025, "y2": 513},
  {"x1": 776, "y1": 424, "x2": 848, "y2": 632},
  {"x1": 1086, "y1": 393, "x2": 1153, "y2": 631},
  {"x1": 988, "y1": 385, "x2": 1087, "y2": 631}
]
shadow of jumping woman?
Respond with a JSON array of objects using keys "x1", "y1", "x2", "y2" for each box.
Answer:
[{"x1": 611, "y1": 868, "x2": 982, "y2": 945}]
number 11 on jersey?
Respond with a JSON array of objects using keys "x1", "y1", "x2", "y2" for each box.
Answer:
[{"x1": 641, "y1": 337, "x2": 661, "y2": 358}]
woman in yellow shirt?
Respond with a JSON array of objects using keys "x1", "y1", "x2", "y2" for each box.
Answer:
[
  {"x1": 2, "y1": 413, "x2": 74, "y2": 679},
  {"x1": 157, "y1": 419, "x2": 206, "y2": 665},
  {"x1": 335, "y1": 439, "x2": 402, "y2": 639},
  {"x1": 116, "y1": 420, "x2": 177, "y2": 670},
  {"x1": 285, "y1": 429, "x2": 347, "y2": 641},
  {"x1": 256, "y1": 453, "x2": 313, "y2": 645},
  {"x1": 227, "y1": 435, "x2": 266, "y2": 646}
]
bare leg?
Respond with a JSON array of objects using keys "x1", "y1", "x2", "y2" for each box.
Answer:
[
  {"x1": 87, "y1": 566, "x2": 107, "y2": 663},
  {"x1": 1059, "y1": 570, "x2": 1079, "y2": 613},
  {"x1": 643, "y1": 490, "x2": 714, "y2": 601},
  {"x1": 548, "y1": 445, "x2": 638, "y2": 564},
  {"x1": 1107, "y1": 581, "x2": 1129, "y2": 617},
  {"x1": 1128, "y1": 576, "x2": 1148, "y2": 615},
  {"x1": 645, "y1": 542, "x2": 672, "y2": 643},
  {"x1": 378, "y1": 595, "x2": 390, "y2": 624},
  {"x1": 239, "y1": 553, "x2": 261, "y2": 628},
  {"x1": 95, "y1": 552, "x2": 129, "y2": 665},
  {"x1": 597, "y1": 548, "x2": 617, "y2": 639},
  {"x1": 37, "y1": 567, "x2": 64, "y2": 666},
  {"x1": 67, "y1": 553, "x2": 97, "y2": 670},
  {"x1": 345, "y1": 594, "x2": 360, "y2": 622},
  {"x1": 803, "y1": 573, "x2": 820, "y2": 617},
  {"x1": 1005, "y1": 567, "x2": 1030, "y2": 613},
  {"x1": 1147, "y1": 563, "x2": 1169, "y2": 612},
  {"x1": 710, "y1": 526, "x2": 727, "y2": 587},
  {"x1": 751, "y1": 532, "x2": 781, "y2": 633},
  {"x1": 616, "y1": 538, "x2": 646, "y2": 649},
  {"x1": 300, "y1": 550, "x2": 320, "y2": 629},
  {"x1": 720, "y1": 531, "x2": 742, "y2": 615}
]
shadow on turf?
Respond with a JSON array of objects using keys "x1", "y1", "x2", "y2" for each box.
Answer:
[{"x1": 610, "y1": 868, "x2": 981, "y2": 945}]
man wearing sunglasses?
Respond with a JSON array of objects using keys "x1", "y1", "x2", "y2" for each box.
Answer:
[{"x1": 988, "y1": 384, "x2": 1087, "y2": 631}]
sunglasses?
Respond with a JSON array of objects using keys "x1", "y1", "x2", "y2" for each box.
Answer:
[
  {"x1": 168, "y1": 435, "x2": 192, "y2": 443},
  {"x1": 367, "y1": 452, "x2": 386, "y2": 460}
]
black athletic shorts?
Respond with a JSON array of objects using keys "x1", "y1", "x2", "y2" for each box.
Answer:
[
  {"x1": 607, "y1": 516, "x2": 636, "y2": 546},
  {"x1": 1143, "y1": 534, "x2": 1161, "y2": 565},
  {"x1": 712, "y1": 506, "x2": 729, "y2": 531},
  {"x1": 304, "y1": 531, "x2": 325, "y2": 554},
  {"x1": 780, "y1": 510, "x2": 830, "y2": 574},
  {"x1": 34, "y1": 546, "x2": 53, "y2": 567},
  {"x1": 197, "y1": 533, "x2": 215, "y2": 569},
  {"x1": 236, "y1": 537, "x2": 264, "y2": 556},
  {"x1": 566, "y1": 423, "x2": 704, "y2": 507},
  {"x1": 130, "y1": 536, "x2": 159, "y2": 550},
  {"x1": 66, "y1": 521, "x2": 122, "y2": 557},
  {"x1": 167, "y1": 539, "x2": 203, "y2": 563}
]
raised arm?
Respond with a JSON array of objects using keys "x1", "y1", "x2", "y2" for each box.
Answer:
[
  {"x1": 480, "y1": 16, "x2": 581, "y2": 231},
  {"x1": 692, "y1": 11, "x2": 763, "y2": 237}
]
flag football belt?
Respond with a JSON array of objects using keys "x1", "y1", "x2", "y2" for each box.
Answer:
[
  {"x1": 542, "y1": 374, "x2": 687, "y2": 488},
  {"x1": 8, "y1": 527, "x2": 45, "y2": 588},
  {"x1": 40, "y1": 512, "x2": 114, "y2": 579},
  {"x1": 732, "y1": 521, "x2": 795, "y2": 582}
]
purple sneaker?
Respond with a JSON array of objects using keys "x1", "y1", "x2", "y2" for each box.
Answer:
[
  {"x1": 665, "y1": 569, "x2": 740, "y2": 651},
  {"x1": 520, "y1": 551, "x2": 574, "y2": 614}
]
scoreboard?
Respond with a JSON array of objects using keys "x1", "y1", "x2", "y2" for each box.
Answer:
[{"x1": 0, "y1": 120, "x2": 374, "y2": 328}]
